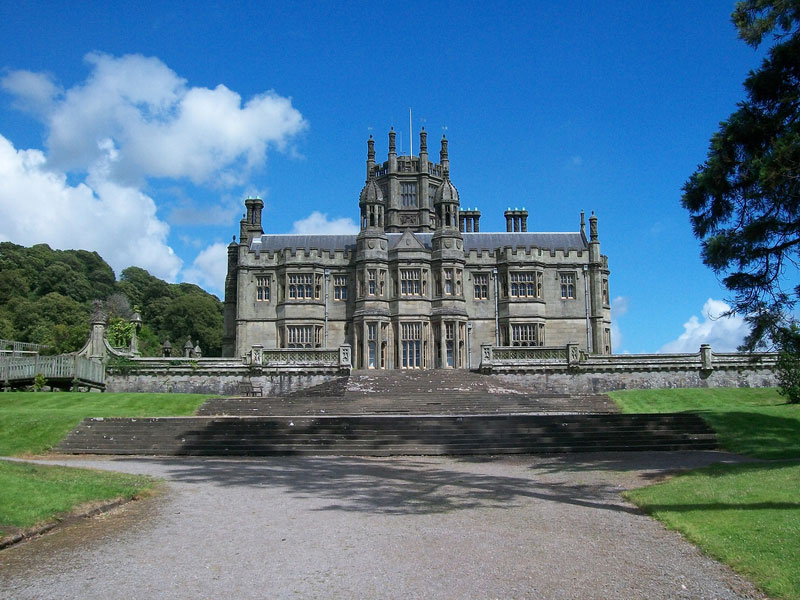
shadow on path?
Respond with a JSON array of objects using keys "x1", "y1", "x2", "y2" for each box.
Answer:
[{"x1": 113, "y1": 454, "x2": 647, "y2": 517}]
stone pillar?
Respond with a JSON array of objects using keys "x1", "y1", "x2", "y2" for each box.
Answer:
[
  {"x1": 250, "y1": 344, "x2": 263, "y2": 366},
  {"x1": 339, "y1": 344, "x2": 352, "y2": 370},
  {"x1": 700, "y1": 344, "x2": 713, "y2": 371},
  {"x1": 567, "y1": 342, "x2": 580, "y2": 367},
  {"x1": 480, "y1": 344, "x2": 493, "y2": 373}
]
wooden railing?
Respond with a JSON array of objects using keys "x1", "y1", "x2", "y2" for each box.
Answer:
[{"x1": 1, "y1": 355, "x2": 105, "y2": 387}]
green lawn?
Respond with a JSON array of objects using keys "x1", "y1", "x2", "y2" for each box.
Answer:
[
  {"x1": 609, "y1": 387, "x2": 800, "y2": 459},
  {"x1": 625, "y1": 461, "x2": 800, "y2": 600},
  {"x1": 0, "y1": 391, "x2": 210, "y2": 542},
  {"x1": 611, "y1": 387, "x2": 800, "y2": 599},
  {"x1": 0, "y1": 392, "x2": 212, "y2": 456},
  {"x1": 0, "y1": 460, "x2": 155, "y2": 539}
]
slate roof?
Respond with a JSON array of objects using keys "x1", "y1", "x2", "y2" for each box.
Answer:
[{"x1": 250, "y1": 231, "x2": 587, "y2": 253}]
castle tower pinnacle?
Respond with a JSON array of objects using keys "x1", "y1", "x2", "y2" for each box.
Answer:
[{"x1": 366, "y1": 134, "x2": 375, "y2": 179}]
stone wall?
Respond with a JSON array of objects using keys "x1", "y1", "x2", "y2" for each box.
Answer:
[
  {"x1": 482, "y1": 344, "x2": 778, "y2": 394},
  {"x1": 105, "y1": 353, "x2": 347, "y2": 395}
]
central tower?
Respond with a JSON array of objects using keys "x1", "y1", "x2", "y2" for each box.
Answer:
[{"x1": 369, "y1": 127, "x2": 446, "y2": 232}]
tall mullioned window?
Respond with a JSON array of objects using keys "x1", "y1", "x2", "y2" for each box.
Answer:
[
  {"x1": 428, "y1": 184, "x2": 438, "y2": 207},
  {"x1": 444, "y1": 269, "x2": 453, "y2": 295},
  {"x1": 368, "y1": 270, "x2": 377, "y2": 295},
  {"x1": 400, "y1": 182, "x2": 417, "y2": 207},
  {"x1": 256, "y1": 276, "x2": 270, "y2": 301},
  {"x1": 288, "y1": 274, "x2": 314, "y2": 300},
  {"x1": 509, "y1": 272, "x2": 542, "y2": 298},
  {"x1": 334, "y1": 275, "x2": 347, "y2": 300},
  {"x1": 560, "y1": 273, "x2": 576, "y2": 299},
  {"x1": 400, "y1": 322, "x2": 422, "y2": 369},
  {"x1": 473, "y1": 273, "x2": 489, "y2": 300},
  {"x1": 367, "y1": 323, "x2": 377, "y2": 368},
  {"x1": 400, "y1": 269, "x2": 422, "y2": 296}
]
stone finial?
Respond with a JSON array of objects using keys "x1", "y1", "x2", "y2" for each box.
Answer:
[
  {"x1": 90, "y1": 300, "x2": 107, "y2": 324},
  {"x1": 388, "y1": 127, "x2": 396, "y2": 154},
  {"x1": 589, "y1": 212, "x2": 598, "y2": 241},
  {"x1": 419, "y1": 127, "x2": 427, "y2": 153}
]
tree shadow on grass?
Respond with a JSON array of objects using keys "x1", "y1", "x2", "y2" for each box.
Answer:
[
  {"x1": 118, "y1": 455, "x2": 645, "y2": 517},
  {"x1": 694, "y1": 411, "x2": 800, "y2": 459}
]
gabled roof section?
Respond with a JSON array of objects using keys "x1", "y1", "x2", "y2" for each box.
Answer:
[{"x1": 390, "y1": 229, "x2": 427, "y2": 251}]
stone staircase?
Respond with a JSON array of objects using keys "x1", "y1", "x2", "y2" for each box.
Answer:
[
  {"x1": 196, "y1": 370, "x2": 617, "y2": 416},
  {"x1": 55, "y1": 370, "x2": 718, "y2": 456},
  {"x1": 56, "y1": 413, "x2": 716, "y2": 456}
]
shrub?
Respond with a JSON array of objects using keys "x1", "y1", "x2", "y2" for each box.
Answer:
[{"x1": 776, "y1": 326, "x2": 800, "y2": 404}]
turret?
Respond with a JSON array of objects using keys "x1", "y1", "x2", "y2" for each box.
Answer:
[
  {"x1": 366, "y1": 134, "x2": 375, "y2": 180},
  {"x1": 433, "y1": 174, "x2": 461, "y2": 234},
  {"x1": 587, "y1": 211, "x2": 608, "y2": 354},
  {"x1": 359, "y1": 173, "x2": 385, "y2": 232},
  {"x1": 419, "y1": 128, "x2": 428, "y2": 173},
  {"x1": 222, "y1": 235, "x2": 239, "y2": 357},
  {"x1": 388, "y1": 127, "x2": 397, "y2": 173},
  {"x1": 439, "y1": 134, "x2": 449, "y2": 175}
]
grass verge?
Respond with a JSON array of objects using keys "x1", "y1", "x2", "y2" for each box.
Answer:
[
  {"x1": 609, "y1": 387, "x2": 800, "y2": 459},
  {"x1": 0, "y1": 392, "x2": 212, "y2": 456},
  {"x1": 0, "y1": 460, "x2": 156, "y2": 539},
  {"x1": 625, "y1": 461, "x2": 800, "y2": 600},
  {"x1": 611, "y1": 387, "x2": 800, "y2": 599}
]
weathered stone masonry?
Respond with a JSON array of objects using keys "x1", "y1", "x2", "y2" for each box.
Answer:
[{"x1": 223, "y1": 130, "x2": 612, "y2": 369}]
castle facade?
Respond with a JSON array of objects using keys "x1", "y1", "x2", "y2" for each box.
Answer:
[{"x1": 222, "y1": 129, "x2": 611, "y2": 369}]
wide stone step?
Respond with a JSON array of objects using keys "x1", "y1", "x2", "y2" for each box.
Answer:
[{"x1": 56, "y1": 414, "x2": 717, "y2": 456}]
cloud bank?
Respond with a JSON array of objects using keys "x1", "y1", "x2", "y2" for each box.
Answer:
[
  {"x1": 660, "y1": 298, "x2": 750, "y2": 353},
  {"x1": 290, "y1": 211, "x2": 359, "y2": 234},
  {"x1": 0, "y1": 53, "x2": 307, "y2": 284},
  {"x1": 0, "y1": 134, "x2": 181, "y2": 280}
]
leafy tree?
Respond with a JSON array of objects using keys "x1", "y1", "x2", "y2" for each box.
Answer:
[
  {"x1": 0, "y1": 243, "x2": 223, "y2": 356},
  {"x1": 107, "y1": 317, "x2": 135, "y2": 348},
  {"x1": 682, "y1": 0, "x2": 800, "y2": 349}
]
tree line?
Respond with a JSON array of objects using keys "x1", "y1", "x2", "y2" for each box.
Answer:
[{"x1": 0, "y1": 242, "x2": 223, "y2": 356}]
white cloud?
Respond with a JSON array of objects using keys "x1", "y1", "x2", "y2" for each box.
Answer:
[
  {"x1": 610, "y1": 296, "x2": 628, "y2": 351},
  {"x1": 0, "y1": 133, "x2": 181, "y2": 281},
  {"x1": 2, "y1": 52, "x2": 307, "y2": 186},
  {"x1": 660, "y1": 298, "x2": 751, "y2": 353},
  {"x1": 290, "y1": 211, "x2": 359, "y2": 234},
  {"x1": 182, "y1": 242, "x2": 228, "y2": 297},
  {"x1": 0, "y1": 69, "x2": 61, "y2": 114}
]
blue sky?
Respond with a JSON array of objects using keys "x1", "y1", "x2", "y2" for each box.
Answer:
[{"x1": 0, "y1": 1, "x2": 767, "y2": 352}]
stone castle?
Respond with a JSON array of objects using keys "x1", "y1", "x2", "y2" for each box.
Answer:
[{"x1": 222, "y1": 129, "x2": 611, "y2": 369}]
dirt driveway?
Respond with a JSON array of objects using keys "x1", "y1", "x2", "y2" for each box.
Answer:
[{"x1": 0, "y1": 452, "x2": 764, "y2": 599}]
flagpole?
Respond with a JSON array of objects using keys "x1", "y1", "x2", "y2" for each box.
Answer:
[{"x1": 409, "y1": 107, "x2": 413, "y2": 156}]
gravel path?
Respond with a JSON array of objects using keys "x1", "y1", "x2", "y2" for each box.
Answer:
[{"x1": 0, "y1": 452, "x2": 765, "y2": 599}]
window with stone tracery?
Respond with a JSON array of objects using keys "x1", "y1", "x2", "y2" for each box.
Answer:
[
  {"x1": 400, "y1": 269, "x2": 422, "y2": 296},
  {"x1": 256, "y1": 275, "x2": 270, "y2": 301},
  {"x1": 510, "y1": 323, "x2": 545, "y2": 346},
  {"x1": 509, "y1": 271, "x2": 542, "y2": 298},
  {"x1": 560, "y1": 273, "x2": 576, "y2": 300}
]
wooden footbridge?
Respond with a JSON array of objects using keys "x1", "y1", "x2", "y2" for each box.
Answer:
[{"x1": 0, "y1": 344, "x2": 105, "y2": 390}]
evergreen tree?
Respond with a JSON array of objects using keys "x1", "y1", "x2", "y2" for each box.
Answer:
[{"x1": 682, "y1": 0, "x2": 800, "y2": 349}]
